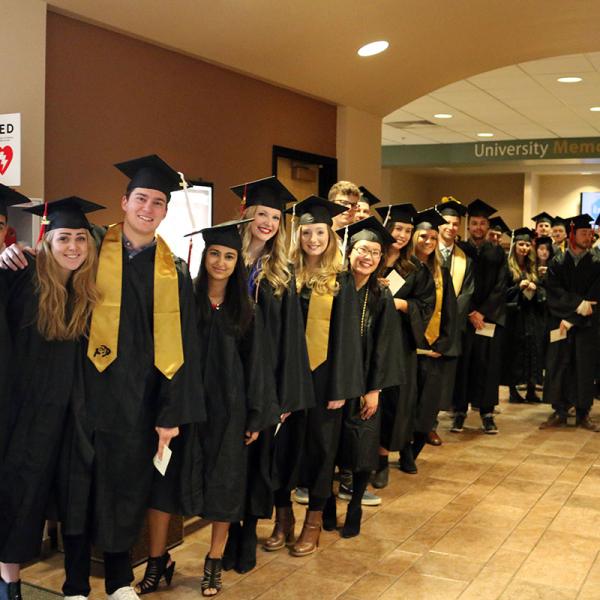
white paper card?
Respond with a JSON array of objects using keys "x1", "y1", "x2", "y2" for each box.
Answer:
[
  {"x1": 550, "y1": 328, "x2": 567, "y2": 343},
  {"x1": 153, "y1": 444, "x2": 172, "y2": 476},
  {"x1": 416, "y1": 348, "x2": 436, "y2": 356},
  {"x1": 475, "y1": 322, "x2": 496, "y2": 338},
  {"x1": 387, "y1": 269, "x2": 406, "y2": 296}
]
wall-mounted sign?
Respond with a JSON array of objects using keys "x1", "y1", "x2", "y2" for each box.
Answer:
[
  {"x1": 383, "y1": 136, "x2": 600, "y2": 168},
  {"x1": 0, "y1": 113, "x2": 21, "y2": 186}
]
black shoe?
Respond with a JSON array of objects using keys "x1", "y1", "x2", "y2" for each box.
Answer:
[
  {"x1": 509, "y1": 386, "x2": 526, "y2": 404},
  {"x1": 322, "y1": 494, "x2": 337, "y2": 531},
  {"x1": 450, "y1": 413, "x2": 466, "y2": 432},
  {"x1": 235, "y1": 521, "x2": 257, "y2": 574},
  {"x1": 482, "y1": 414, "x2": 498, "y2": 434},
  {"x1": 222, "y1": 522, "x2": 240, "y2": 571},
  {"x1": 371, "y1": 466, "x2": 389, "y2": 489},
  {"x1": 525, "y1": 386, "x2": 539, "y2": 403},
  {"x1": 135, "y1": 553, "x2": 175, "y2": 595},
  {"x1": 201, "y1": 556, "x2": 223, "y2": 597},
  {"x1": 341, "y1": 504, "x2": 362, "y2": 538},
  {"x1": 399, "y1": 447, "x2": 417, "y2": 474}
]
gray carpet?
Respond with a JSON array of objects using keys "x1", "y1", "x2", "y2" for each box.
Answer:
[{"x1": 22, "y1": 583, "x2": 61, "y2": 598}]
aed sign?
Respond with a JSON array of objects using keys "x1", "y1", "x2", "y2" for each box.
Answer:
[{"x1": 0, "y1": 113, "x2": 21, "y2": 186}]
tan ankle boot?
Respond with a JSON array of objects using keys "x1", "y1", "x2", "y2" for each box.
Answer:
[
  {"x1": 290, "y1": 510, "x2": 322, "y2": 557},
  {"x1": 263, "y1": 506, "x2": 295, "y2": 551}
]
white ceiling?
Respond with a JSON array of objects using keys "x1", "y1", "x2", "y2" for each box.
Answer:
[{"x1": 383, "y1": 53, "x2": 600, "y2": 146}]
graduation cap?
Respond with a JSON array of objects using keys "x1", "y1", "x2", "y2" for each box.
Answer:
[
  {"x1": 0, "y1": 184, "x2": 29, "y2": 218},
  {"x1": 22, "y1": 197, "x2": 105, "y2": 233},
  {"x1": 531, "y1": 211, "x2": 553, "y2": 226},
  {"x1": 595, "y1": 214, "x2": 600, "y2": 227},
  {"x1": 374, "y1": 203, "x2": 418, "y2": 227},
  {"x1": 552, "y1": 215, "x2": 567, "y2": 228},
  {"x1": 230, "y1": 176, "x2": 296, "y2": 212},
  {"x1": 512, "y1": 227, "x2": 535, "y2": 242},
  {"x1": 414, "y1": 208, "x2": 448, "y2": 231},
  {"x1": 338, "y1": 216, "x2": 395, "y2": 248},
  {"x1": 286, "y1": 195, "x2": 346, "y2": 227},
  {"x1": 184, "y1": 218, "x2": 253, "y2": 252},
  {"x1": 115, "y1": 154, "x2": 182, "y2": 199},
  {"x1": 535, "y1": 235, "x2": 553, "y2": 247},
  {"x1": 467, "y1": 198, "x2": 497, "y2": 219},
  {"x1": 565, "y1": 214, "x2": 594, "y2": 231},
  {"x1": 489, "y1": 216, "x2": 511, "y2": 236},
  {"x1": 436, "y1": 196, "x2": 467, "y2": 218},
  {"x1": 358, "y1": 186, "x2": 381, "y2": 207}
]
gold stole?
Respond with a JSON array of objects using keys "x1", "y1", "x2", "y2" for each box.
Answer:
[
  {"x1": 305, "y1": 275, "x2": 336, "y2": 371},
  {"x1": 87, "y1": 223, "x2": 184, "y2": 379},
  {"x1": 450, "y1": 245, "x2": 467, "y2": 296},
  {"x1": 425, "y1": 271, "x2": 443, "y2": 346}
]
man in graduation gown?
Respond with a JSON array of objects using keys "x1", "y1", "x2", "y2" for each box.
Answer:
[
  {"x1": 540, "y1": 214, "x2": 600, "y2": 430},
  {"x1": 432, "y1": 198, "x2": 474, "y2": 444},
  {"x1": 62, "y1": 156, "x2": 205, "y2": 599},
  {"x1": 532, "y1": 212, "x2": 553, "y2": 238},
  {"x1": 452, "y1": 199, "x2": 507, "y2": 434},
  {"x1": 354, "y1": 186, "x2": 381, "y2": 222},
  {"x1": 328, "y1": 180, "x2": 361, "y2": 230},
  {"x1": 551, "y1": 216, "x2": 568, "y2": 254},
  {"x1": 487, "y1": 216, "x2": 511, "y2": 248}
]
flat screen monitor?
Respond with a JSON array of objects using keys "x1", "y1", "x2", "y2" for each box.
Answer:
[{"x1": 581, "y1": 191, "x2": 600, "y2": 225}]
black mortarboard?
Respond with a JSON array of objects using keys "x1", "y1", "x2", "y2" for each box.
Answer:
[
  {"x1": 374, "y1": 203, "x2": 418, "y2": 226},
  {"x1": 566, "y1": 214, "x2": 593, "y2": 231},
  {"x1": 184, "y1": 218, "x2": 253, "y2": 252},
  {"x1": 338, "y1": 216, "x2": 395, "y2": 248},
  {"x1": 0, "y1": 184, "x2": 29, "y2": 218},
  {"x1": 535, "y1": 235, "x2": 553, "y2": 247},
  {"x1": 230, "y1": 176, "x2": 296, "y2": 212},
  {"x1": 489, "y1": 216, "x2": 511, "y2": 235},
  {"x1": 414, "y1": 208, "x2": 448, "y2": 231},
  {"x1": 436, "y1": 196, "x2": 467, "y2": 218},
  {"x1": 358, "y1": 186, "x2": 381, "y2": 207},
  {"x1": 512, "y1": 227, "x2": 534, "y2": 242},
  {"x1": 531, "y1": 211, "x2": 553, "y2": 225},
  {"x1": 467, "y1": 198, "x2": 497, "y2": 219},
  {"x1": 286, "y1": 195, "x2": 346, "y2": 227},
  {"x1": 22, "y1": 197, "x2": 104, "y2": 232},
  {"x1": 552, "y1": 215, "x2": 567, "y2": 228},
  {"x1": 595, "y1": 214, "x2": 600, "y2": 227},
  {"x1": 115, "y1": 154, "x2": 182, "y2": 199}
]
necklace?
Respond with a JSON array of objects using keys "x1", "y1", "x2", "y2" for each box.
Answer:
[{"x1": 360, "y1": 287, "x2": 369, "y2": 337}]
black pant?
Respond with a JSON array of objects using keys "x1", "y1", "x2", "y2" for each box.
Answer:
[{"x1": 62, "y1": 534, "x2": 133, "y2": 596}]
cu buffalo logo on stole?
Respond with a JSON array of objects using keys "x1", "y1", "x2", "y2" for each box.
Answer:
[{"x1": 93, "y1": 345, "x2": 112, "y2": 358}]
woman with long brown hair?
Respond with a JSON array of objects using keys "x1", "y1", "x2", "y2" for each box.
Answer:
[{"x1": 0, "y1": 198, "x2": 102, "y2": 600}]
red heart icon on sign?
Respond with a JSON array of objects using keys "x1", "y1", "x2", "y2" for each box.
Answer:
[{"x1": 0, "y1": 146, "x2": 13, "y2": 175}]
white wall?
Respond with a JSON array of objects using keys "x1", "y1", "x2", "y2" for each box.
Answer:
[{"x1": 538, "y1": 174, "x2": 600, "y2": 218}]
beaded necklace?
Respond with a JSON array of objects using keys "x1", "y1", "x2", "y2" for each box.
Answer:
[{"x1": 360, "y1": 287, "x2": 369, "y2": 337}]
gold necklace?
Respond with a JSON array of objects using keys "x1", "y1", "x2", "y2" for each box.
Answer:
[{"x1": 360, "y1": 287, "x2": 369, "y2": 337}]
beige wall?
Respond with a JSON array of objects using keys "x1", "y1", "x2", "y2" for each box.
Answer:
[
  {"x1": 538, "y1": 175, "x2": 600, "y2": 219},
  {"x1": 2, "y1": 0, "x2": 46, "y2": 198}
]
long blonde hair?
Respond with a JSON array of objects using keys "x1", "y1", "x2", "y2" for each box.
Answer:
[
  {"x1": 240, "y1": 205, "x2": 291, "y2": 297},
  {"x1": 508, "y1": 241, "x2": 538, "y2": 284},
  {"x1": 35, "y1": 229, "x2": 100, "y2": 340},
  {"x1": 412, "y1": 229, "x2": 442, "y2": 286},
  {"x1": 290, "y1": 224, "x2": 340, "y2": 296}
]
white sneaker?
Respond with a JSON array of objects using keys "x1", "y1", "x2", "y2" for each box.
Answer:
[
  {"x1": 64, "y1": 596, "x2": 88, "y2": 599},
  {"x1": 107, "y1": 587, "x2": 140, "y2": 600}
]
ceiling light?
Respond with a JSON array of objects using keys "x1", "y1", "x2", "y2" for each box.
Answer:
[
  {"x1": 433, "y1": 113, "x2": 453, "y2": 119},
  {"x1": 590, "y1": 107, "x2": 600, "y2": 112},
  {"x1": 357, "y1": 41, "x2": 389, "y2": 57},
  {"x1": 581, "y1": 172, "x2": 593, "y2": 175},
  {"x1": 477, "y1": 132, "x2": 494, "y2": 137},
  {"x1": 557, "y1": 76, "x2": 582, "y2": 83}
]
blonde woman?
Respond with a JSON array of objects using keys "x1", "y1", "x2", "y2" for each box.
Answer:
[
  {"x1": 501, "y1": 227, "x2": 545, "y2": 404},
  {"x1": 0, "y1": 198, "x2": 102, "y2": 600},
  {"x1": 265, "y1": 196, "x2": 363, "y2": 557}
]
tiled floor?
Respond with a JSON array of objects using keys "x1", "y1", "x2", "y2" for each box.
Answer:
[{"x1": 23, "y1": 393, "x2": 600, "y2": 599}]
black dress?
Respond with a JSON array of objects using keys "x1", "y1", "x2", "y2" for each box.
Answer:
[
  {"x1": 338, "y1": 283, "x2": 404, "y2": 473},
  {"x1": 0, "y1": 260, "x2": 84, "y2": 563},
  {"x1": 379, "y1": 258, "x2": 435, "y2": 451},
  {"x1": 415, "y1": 268, "x2": 458, "y2": 434},
  {"x1": 543, "y1": 250, "x2": 600, "y2": 416}
]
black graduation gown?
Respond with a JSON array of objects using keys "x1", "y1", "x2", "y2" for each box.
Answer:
[
  {"x1": 245, "y1": 275, "x2": 314, "y2": 519},
  {"x1": 415, "y1": 268, "x2": 458, "y2": 433},
  {"x1": 67, "y1": 243, "x2": 206, "y2": 552},
  {"x1": 453, "y1": 241, "x2": 507, "y2": 413},
  {"x1": 338, "y1": 284, "x2": 404, "y2": 473},
  {"x1": 295, "y1": 271, "x2": 364, "y2": 499},
  {"x1": 0, "y1": 260, "x2": 84, "y2": 563},
  {"x1": 543, "y1": 250, "x2": 600, "y2": 415},
  {"x1": 501, "y1": 271, "x2": 546, "y2": 387},
  {"x1": 379, "y1": 258, "x2": 435, "y2": 451}
]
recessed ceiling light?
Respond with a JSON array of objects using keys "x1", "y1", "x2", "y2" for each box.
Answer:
[
  {"x1": 433, "y1": 113, "x2": 453, "y2": 119},
  {"x1": 557, "y1": 76, "x2": 582, "y2": 83},
  {"x1": 581, "y1": 172, "x2": 593, "y2": 175},
  {"x1": 477, "y1": 132, "x2": 494, "y2": 137},
  {"x1": 357, "y1": 41, "x2": 389, "y2": 57},
  {"x1": 590, "y1": 107, "x2": 600, "y2": 112}
]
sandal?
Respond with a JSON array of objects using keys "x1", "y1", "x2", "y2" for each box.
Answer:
[
  {"x1": 135, "y1": 553, "x2": 175, "y2": 595},
  {"x1": 201, "y1": 555, "x2": 223, "y2": 597}
]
